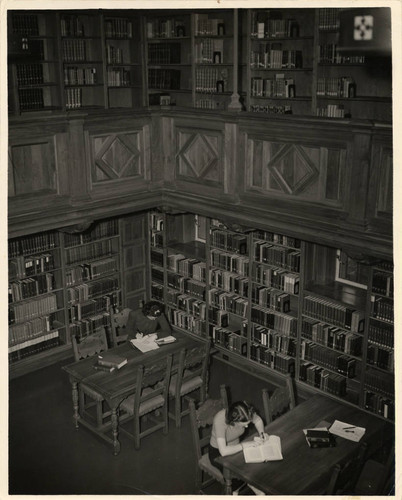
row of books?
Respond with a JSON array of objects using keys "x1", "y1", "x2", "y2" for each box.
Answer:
[
  {"x1": 253, "y1": 230, "x2": 301, "y2": 248},
  {"x1": 65, "y1": 88, "x2": 82, "y2": 109},
  {"x1": 372, "y1": 270, "x2": 394, "y2": 297},
  {"x1": 18, "y1": 89, "x2": 44, "y2": 110},
  {"x1": 167, "y1": 273, "x2": 206, "y2": 300},
  {"x1": 195, "y1": 68, "x2": 228, "y2": 94},
  {"x1": 12, "y1": 14, "x2": 40, "y2": 36},
  {"x1": 65, "y1": 257, "x2": 118, "y2": 285},
  {"x1": 195, "y1": 98, "x2": 222, "y2": 110},
  {"x1": 9, "y1": 315, "x2": 54, "y2": 346},
  {"x1": 211, "y1": 249, "x2": 249, "y2": 276},
  {"x1": 209, "y1": 290, "x2": 248, "y2": 317},
  {"x1": 194, "y1": 15, "x2": 225, "y2": 36},
  {"x1": 70, "y1": 312, "x2": 110, "y2": 339},
  {"x1": 9, "y1": 293, "x2": 58, "y2": 324},
  {"x1": 251, "y1": 77, "x2": 295, "y2": 99},
  {"x1": 212, "y1": 328, "x2": 247, "y2": 355},
  {"x1": 167, "y1": 291, "x2": 206, "y2": 320},
  {"x1": 16, "y1": 64, "x2": 44, "y2": 86},
  {"x1": 104, "y1": 18, "x2": 133, "y2": 39},
  {"x1": 209, "y1": 308, "x2": 229, "y2": 328},
  {"x1": 9, "y1": 333, "x2": 60, "y2": 363},
  {"x1": 211, "y1": 229, "x2": 248, "y2": 254},
  {"x1": 209, "y1": 269, "x2": 248, "y2": 297},
  {"x1": 364, "y1": 391, "x2": 394, "y2": 420},
  {"x1": 251, "y1": 285, "x2": 291, "y2": 313},
  {"x1": 300, "y1": 362, "x2": 347, "y2": 397},
  {"x1": 9, "y1": 274, "x2": 54, "y2": 303},
  {"x1": 68, "y1": 292, "x2": 120, "y2": 321},
  {"x1": 251, "y1": 326, "x2": 297, "y2": 356},
  {"x1": 9, "y1": 253, "x2": 55, "y2": 280},
  {"x1": 9, "y1": 232, "x2": 58, "y2": 259},
  {"x1": 151, "y1": 283, "x2": 164, "y2": 301},
  {"x1": 148, "y1": 43, "x2": 181, "y2": 64},
  {"x1": 167, "y1": 254, "x2": 206, "y2": 281},
  {"x1": 151, "y1": 232, "x2": 164, "y2": 247},
  {"x1": 370, "y1": 296, "x2": 393, "y2": 323},
  {"x1": 250, "y1": 344, "x2": 295, "y2": 375},
  {"x1": 367, "y1": 345, "x2": 394, "y2": 372},
  {"x1": 64, "y1": 220, "x2": 119, "y2": 247},
  {"x1": 316, "y1": 104, "x2": 347, "y2": 118},
  {"x1": 64, "y1": 66, "x2": 97, "y2": 86},
  {"x1": 150, "y1": 249, "x2": 164, "y2": 267},
  {"x1": 250, "y1": 46, "x2": 303, "y2": 69},
  {"x1": 146, "y1": 18, "x2": 187, "y2": 39},
  {"x1": 300, "y1": 340, "x2": 357, "y2": 378},
  {"x1": 250, "y1": 104, "x2": 292, "y2": 114},
  {"x1": 67, "y1": 277, "x2": 119, "y2": 304},
  {"x1": 250, "y1": 14, "x2": 300, "y2": 39},
  {"x1": 251, "y1": 305, "x2": 298, "y2": 336},
  {"x1": 60, "y1": 15, "x2": 87, "y2": 37},
  {"x1": 252, "y1": 263, "x2": 299, "y2": 295},
  {"x1": 62, "y1": 40, "x2": 87, "y2": 62},
  {"x1": 318, "y1": 8, "x2": 340, "y2": 31},
  {"x1": 364, "y1": 370, "x2": 394, "y2": 398},
  {"x1": 167, "y1": 307, "x2": 206, "y2": 336},
  {"x1": 303, "y1": 295, "x2": 365, "y2": 332},
  {"x1": 316, "y1": 77, "x2": 356, "y2": 98},
  {"x1": 65, "y1": 240, "x2": 115, "y2": 266},
  {"x1": 106, "y1": 45, "x2": 124, "y2": 64},
  {"x1": 195, "y1": 39, "x2": 224, "y2": 64},
  {"x1": 148, "y1": 68, "x2": 181, "y2": 90},
  {"x1": 254, "y1": 241, "x2": 300, "y2": 272},
  {"x1": 301, "y1": 317, "x2": 363, "y2": 356},
  {"x1": 368, "y1": 321, "x2": 393, "y2": 349},
  {"x1": 151, "y1": 268, "x2": 164, "y2": 284},
  {"x1": 150, "y1": 213, "x2": 164, "y2": 231},
  {"x1": 318, "y1": 44, "x2": 365, "y2": 64}
]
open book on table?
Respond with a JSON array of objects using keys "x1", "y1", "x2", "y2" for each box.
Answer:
[
  {"x1": 243, "y1": 435, "x2": 283, "y2": 463},
  {"x1": 130, "y1": 335, "x2": 160, "y2": 353}
]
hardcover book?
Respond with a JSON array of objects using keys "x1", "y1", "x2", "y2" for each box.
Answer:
[{"x1": 97, "y1": 352, "x2": 128, "y2": 369}]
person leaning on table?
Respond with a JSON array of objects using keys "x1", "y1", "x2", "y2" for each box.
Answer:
[
  {"x1": 209, "y1": 400, "x2": 267, "y2": 495},
  {"x1": 125, "y1": 300, "x2": 172, "y2": 341}
]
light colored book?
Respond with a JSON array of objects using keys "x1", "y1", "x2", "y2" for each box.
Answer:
[
  {"x1": 243, "y1": 435, "x2": 283, "y2": 463},
  {"x1": 130, "y1": 335, "x2": 160, "y2": 353}
]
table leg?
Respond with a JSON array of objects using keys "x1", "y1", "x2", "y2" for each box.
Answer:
[
  {"x1": 222, "y1": 466, "x2": 233, "y2": 495},
  {"x1": 111, "y1": 407, "x2": 121, "y2": 456},
  {"x1": 71, "y1": 381, "x2": 79, "y2": 429}
]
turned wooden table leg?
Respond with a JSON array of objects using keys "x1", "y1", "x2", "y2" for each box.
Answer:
[
  {"x1": 111, "y1": 407, "x2": 121, "y2": 456},
  {"x1": 222, "y1": 467, "x2": 233, "y2": 495},
  {"x1": 71, "y1": 380, "x2": 79, "y2": 429}
]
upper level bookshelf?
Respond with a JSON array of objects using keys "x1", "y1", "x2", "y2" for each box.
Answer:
[{"x1": 7, "y1": 8, "x2": 392, "y2": 121}]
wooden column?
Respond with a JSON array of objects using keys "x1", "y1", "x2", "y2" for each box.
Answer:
[{"x1": 228, "y1": 9, "x2": 242, "y2": 111}]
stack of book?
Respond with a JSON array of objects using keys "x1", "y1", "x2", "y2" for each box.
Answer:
[
  {"x1": 95, "y1": 352, "x2": 128, "y2": 372},
  {"x1": 305, "y1": 428, "x2": 336, "y2": 448}
]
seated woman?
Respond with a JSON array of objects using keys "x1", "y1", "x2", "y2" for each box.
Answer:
[
  {"x1": 209, "y1": 400, "x2": 267, "y2": 495},
  {"x1": 125, "y1": 300, "x2": 172, "y2": 341}
]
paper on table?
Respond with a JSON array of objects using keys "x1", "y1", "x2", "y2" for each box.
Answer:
[
  {"x1": 130, "y1": 336, "x2": 160, "y2": 353},
  {"x1": 329, "y1": 420, "x2": 366, "y2": 442}
]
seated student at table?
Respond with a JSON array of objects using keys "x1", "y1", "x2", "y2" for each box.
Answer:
[
  {"x1": 209, "y1": 401, "x2": 267, "y2": 495},
  {"x1": 126, "y1": 300, "x2": 172, "y2": 341}
]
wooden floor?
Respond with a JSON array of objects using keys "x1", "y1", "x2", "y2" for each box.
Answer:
[{"x1": 9, "y1": 353, "x2": 275, "y2": 495}]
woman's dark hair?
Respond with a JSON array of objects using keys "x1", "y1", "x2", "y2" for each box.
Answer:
[
  {"x1": 142, "y1": 300, "x2": 164, "y2": 316},
  {"x1": 226, "y1": 401, "x2": 255, "y2": 426}
]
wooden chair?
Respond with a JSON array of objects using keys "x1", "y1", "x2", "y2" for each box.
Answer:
[
  {"x1": 189, "y1": 384, "x2": 229, "y2": 494},
  {"x1": 354, "y1": 447, "x2": 394, "y2": 495},
  {"x1": 326, "y1": 442, "x2": 368, "y2": 495},
  {"x1": 262, "y1": 373, "x2": 296, "y2": 424},
  {"x1": 169, "y1": 339, "x2": 211, "y2": 428},
  {"x1": 71, "y1": 328, "x2": 110, "y2": 427},
  {"x1": 109, "y1": 306, "x2": 132, "y2": 346},
  {"x1": 120, "y1": 354, "x2": 173, "y2": 449}
]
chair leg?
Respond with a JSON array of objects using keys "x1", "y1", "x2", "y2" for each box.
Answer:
[
  {"x1": 175, "y1": 396, "x2": 182, "y2": 428},
  {"x1": 163, "y1": 403, "x2": 169, "y2": 435},
  {"x1": 79, "y1": 388, "x2": 85, "y2": 413},
  {"x1": 96, "y1": 401, "x2": 103, "y2": 427},
  {"x1": 134, "y1": 416, "x2": 141, "y2": 450},
  {"x1": 195, "y1": 464, "x2": 202, "y2": 492}
]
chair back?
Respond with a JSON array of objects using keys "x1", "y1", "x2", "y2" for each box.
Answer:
[
  {"x1": 262, "y1": 373, "x2": 296, "y2": 423},
  {"x1": 189, "y1": 384, "x2": 228, "y2": 462},
  {"x1": 326, "y1": 442, "x2": 368, "y2": 494},
  {"x1": 71, "y1": 328, "x2": 108, "y2": 361},
  {"x1": 134, "y1": 354, "x2": 173, "y2": 414},
  {"x1": 109, "y1": 306, "x2": 132, "y2": 346},
  {"x1": 175, "y1": 339, "x2": 211, "y2": 398}
]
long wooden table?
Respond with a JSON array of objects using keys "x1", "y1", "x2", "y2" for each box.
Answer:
[
  {"x1": 217, "y1": 394, "x2": 386, "y2": 495},
  {"x1": 62, "y1": 331, "x2": 200, "y2": 455}
]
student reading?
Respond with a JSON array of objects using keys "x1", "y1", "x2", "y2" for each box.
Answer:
[
  {"x1": 209, "y1": 401, "x2": 267, "y2": 494},
  {"x1": 126, "y1": 301, "x2": 172, "y2": 341}
]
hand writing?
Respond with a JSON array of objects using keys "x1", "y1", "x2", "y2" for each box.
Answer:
[{"x1": 135, "y1": 332, "x2": 144, "y2": 339}]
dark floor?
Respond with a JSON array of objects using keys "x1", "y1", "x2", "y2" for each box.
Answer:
[{"x1": 9, "y1": 354, "x2": 276, "y2": 495}]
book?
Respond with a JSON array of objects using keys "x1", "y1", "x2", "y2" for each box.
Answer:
[
  {"x1": 97, "y1": 352, "x2": 127, "y2": 369},
  {"x1": 305, "y1": 428, "x2": 336, "y2": 448},
  {"x1": 130, "y1": 336, "x2": 160, "y2": 353},
  {"x1": 155, "y1": 335, "x2": 176, "y2": 345},
  {"x1": 243, "y1": 435, "x2": 283, "y2": 463},
  {"x1": 94, "y1": 363, "x2": 116, "y2": 373}
]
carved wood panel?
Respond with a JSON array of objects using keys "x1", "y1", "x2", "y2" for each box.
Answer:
[
  {"x1": 245, "y1": 136, "x2": 346, "y2": 206},
  {"x1": 8, "y1": 138, "x2": 57, "y2": 197}
]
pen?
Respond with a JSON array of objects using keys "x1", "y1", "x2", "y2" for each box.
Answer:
[
  {"x1": 345, "y1": 430, "x2": 355, "y2": 433},
  {"x1": 342, "y1": 426, "x2": 355, "y2": 430}
]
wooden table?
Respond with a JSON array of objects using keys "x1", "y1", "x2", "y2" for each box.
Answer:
[
  {"x1": 217, "y1": 394, "x2": 386, "y2": 495},
  {"x1": 62, "y1": 331, "x2": 199, "y2": 455}
]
